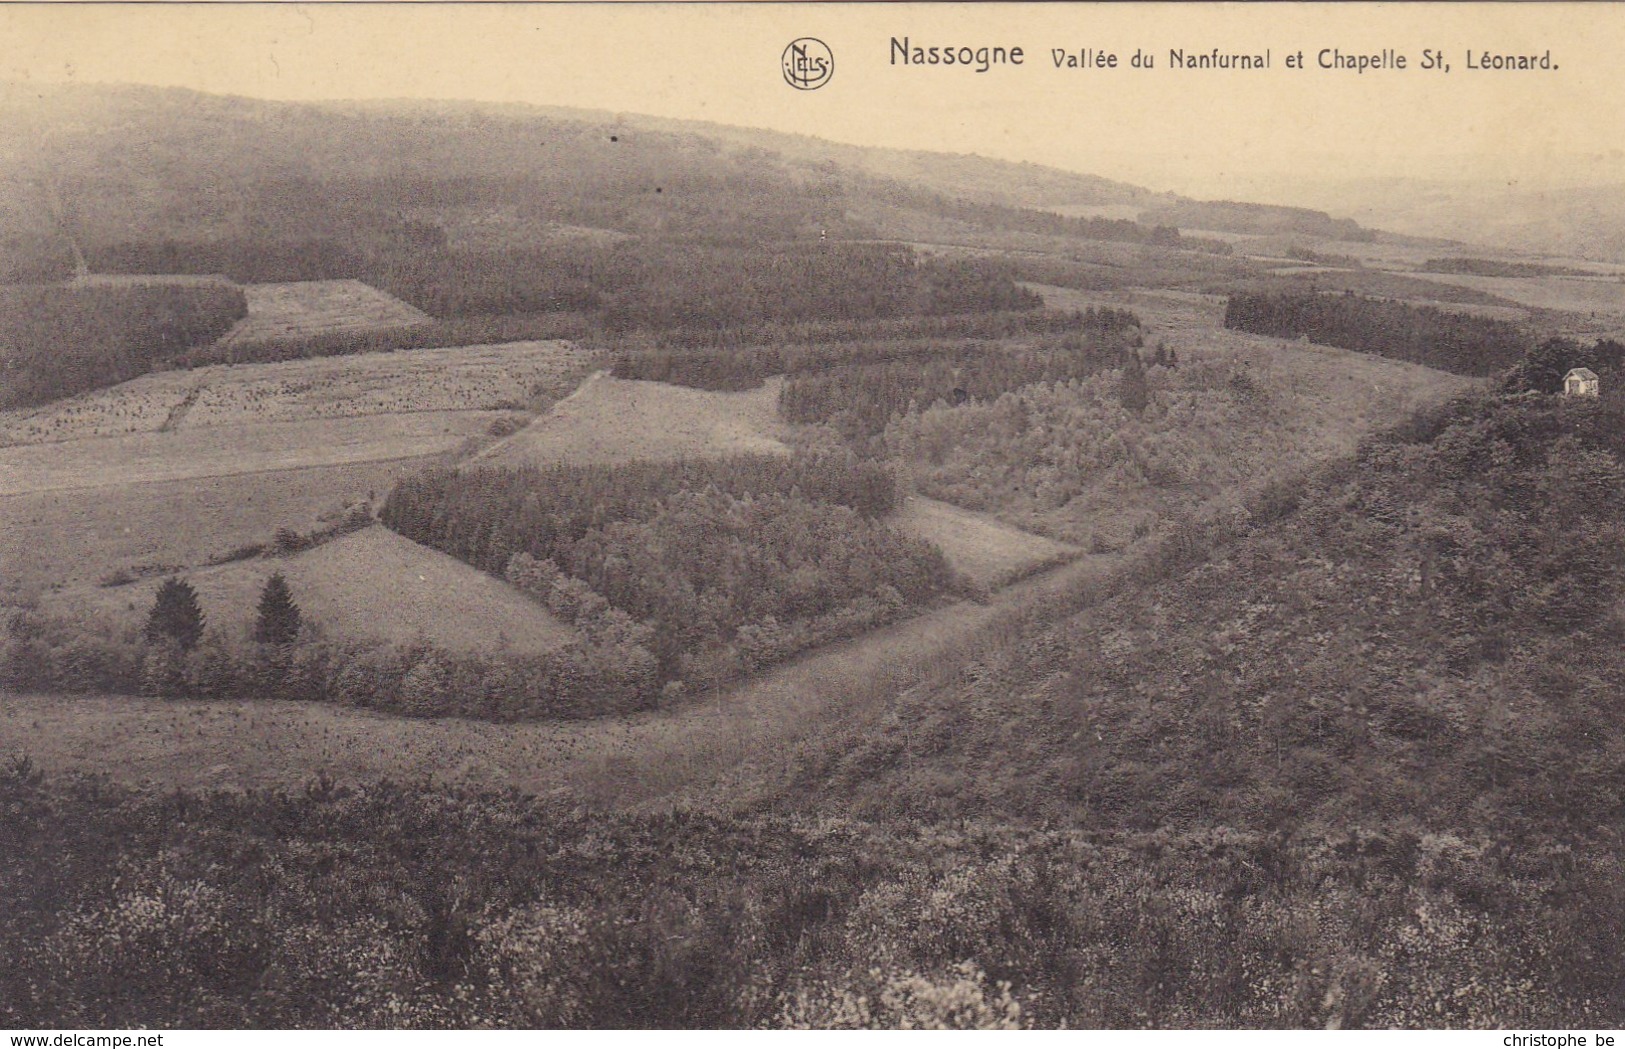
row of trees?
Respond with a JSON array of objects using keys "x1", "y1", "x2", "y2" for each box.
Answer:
[
  {"x1": 607, "y1": 307, "x2": 1132, "y2": 389},
  {"x1": 1222, "y1": 290, "x2": 1530, "y2": 375},
  {"x1": 1421, "y1": 257, "x2": 1602, "y2": 279}
]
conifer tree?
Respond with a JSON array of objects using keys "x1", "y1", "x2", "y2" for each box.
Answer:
[
  {"x1": 145, "y1": 577, "x2": 205, "y2": 651},
  {"x1": 254, "y1": 571, "x2": 303, "y2": 645},
  {"x1": 1118, "y1": 349, "x2": 1150, "y2": 414}
]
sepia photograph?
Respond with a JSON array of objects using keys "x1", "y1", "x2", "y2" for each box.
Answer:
[{"x1": 1, "y1": 0, "x2": 1623, "y2": 1034}]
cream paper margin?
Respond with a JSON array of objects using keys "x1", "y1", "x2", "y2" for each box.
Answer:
[{"x1": 1, "y1": 2, "x2": 1621, "y2": 196}]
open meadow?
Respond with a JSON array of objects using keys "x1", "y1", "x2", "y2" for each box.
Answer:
[
  {"x1": 215, "y1": 279, "x2": 431, "y2": 346},
  {"x1": 1409, "y1": 269, "x2": 1625, "y2": 317},
  {"x1": 889, "y1": 495, "x2": 1078, "y2": 590},
  {"x1": 476, "y1": 372, "x2": 789, "y2": 466},
  {"x1": 0, "y1": 412, "x2": 504, "y2": 494},
  {"x1": 45, "y1": 525, "x2": 575, "y2": 655},
  {"x1": 0, "y1": 459, "x2": 426, "y2": 593}
]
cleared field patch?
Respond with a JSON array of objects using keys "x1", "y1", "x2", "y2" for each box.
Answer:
[
  {"x1": 478, "y1": 373, "x2": 789, "y2": 467},
  {"x1": 0, "y1": 458, "x2": 433, "y2": 593},
  {"x1": 182, "y1": 340, "x2": 590, "y2": 426},
  {"x1": 0, "y1": 340, "x2": 588, "y2": 446},
  {"x1": 49, "y1": 525, "x2": 574, "y2": 655},
  {"x1": 217, "y1": 279, "x2": 431, "y2": 346},
  {"x1": 1407, "y1": 271, "x2": 1625, "y2": 316},
  {"x1": 0, "y1": 412, "x2": 502, "y2": 495},
  {"x1": 891, "y1": 495, "x2": 1078, "y2": 590}
]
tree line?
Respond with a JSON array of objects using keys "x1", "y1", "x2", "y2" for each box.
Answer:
[
  {"x1": 605, "y1": 307, "x2": 1116, "y2": 389},
  {"x1": 1223, "y1": 290, "x2": 1530, "y2": 375}
]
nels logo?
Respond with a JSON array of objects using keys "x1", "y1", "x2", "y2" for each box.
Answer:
[{"x1": 783, "y1": 38, "x2": 834, "y2": 89}]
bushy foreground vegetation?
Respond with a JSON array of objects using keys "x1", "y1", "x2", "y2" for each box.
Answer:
[
  {"x1": 382, "y1": 454, "x2": 957, "y2": 682},
  {"x1": 0, "y1": 281, "x2": 247, "y2": 408},
  {"x1": 0, "y1": 769, "x2": 1614, "y2": 1028},
  {"x1": 1223, "y1": 291, "x2": 1529, "y2": 375}
]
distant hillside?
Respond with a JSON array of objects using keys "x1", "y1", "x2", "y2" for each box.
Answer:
[
  {"x1": 599, "y1": 108, "x2": 1173, "y2": 211},
  {"x1": 1140, "y1": 199, "x2": 1376, "y2": 241}
]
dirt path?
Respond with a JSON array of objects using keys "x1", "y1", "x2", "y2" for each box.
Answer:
[{"x1": 0, "y1": 554, "x2": 1116, "y2": 809}]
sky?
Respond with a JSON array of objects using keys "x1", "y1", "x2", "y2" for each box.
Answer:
[{"x1": 2, "y1": 3, "x2": 1622, "y2": 199}]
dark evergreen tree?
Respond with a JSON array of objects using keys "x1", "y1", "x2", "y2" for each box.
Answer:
[
  {"x1": 254, "y1": 572, "x2": 303, "y2": 645},
  {"x1": 1118, "y1": 349, "x2": 1149, "y2": 414},
  {"x1": 145, "y1": 578, "x2": 205, "y2": 652}
]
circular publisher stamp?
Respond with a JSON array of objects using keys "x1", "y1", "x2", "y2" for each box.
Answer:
[{"x1": 783, "y1": 38, "x2": 834, "y2": 90}]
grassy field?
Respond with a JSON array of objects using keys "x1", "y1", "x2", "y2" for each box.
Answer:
[
  {"x1": 0, "y1": 339, "x2": 596, "y2": 592},
  {"x1": 0, "y1": 412, "x2": 503, "y2": 495},
  {"x1": 0, "y1": 340, "x2": 588, "y2": 445},
  {"x1": 477, "y1": 372, "x2": 789, "y2": 466},
  {"x1": 0, "y1": 458, "x2": 437, "y2": 593},
  {"x1": 46, "y1": 525, "x2": 575, "y2": 655},
  {"x1": 890, "y1": 495, "x2": 1077, "y2": 590},
  {"x1": 216, "y1": 280, "x2": 431, "y2": 346}
]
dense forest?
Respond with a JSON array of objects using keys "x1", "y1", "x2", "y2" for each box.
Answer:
[
  {"x1": 1223, "y1": 291, "x2": 1530, "y2": 375},
  {"x1": 1501, "y1": 335, "x2": 1625, "y2": 394},
  {"x1": 779, "y1": 318, "x2": 1142, "y2": 442},
  {"x1": 0, "y1": 280, "x2": 247, "y2": 409},
  {"x1": 381, "y1": 454, "x2": 957, "y2": 682},
  {"x1": 1421, "y1": 257, "x2": 1606, "y2": 279}
]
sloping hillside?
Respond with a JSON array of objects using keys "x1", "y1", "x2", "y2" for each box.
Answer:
[{"x1": 760, "y1": 391, "x2": 1625, "y2": 830}]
